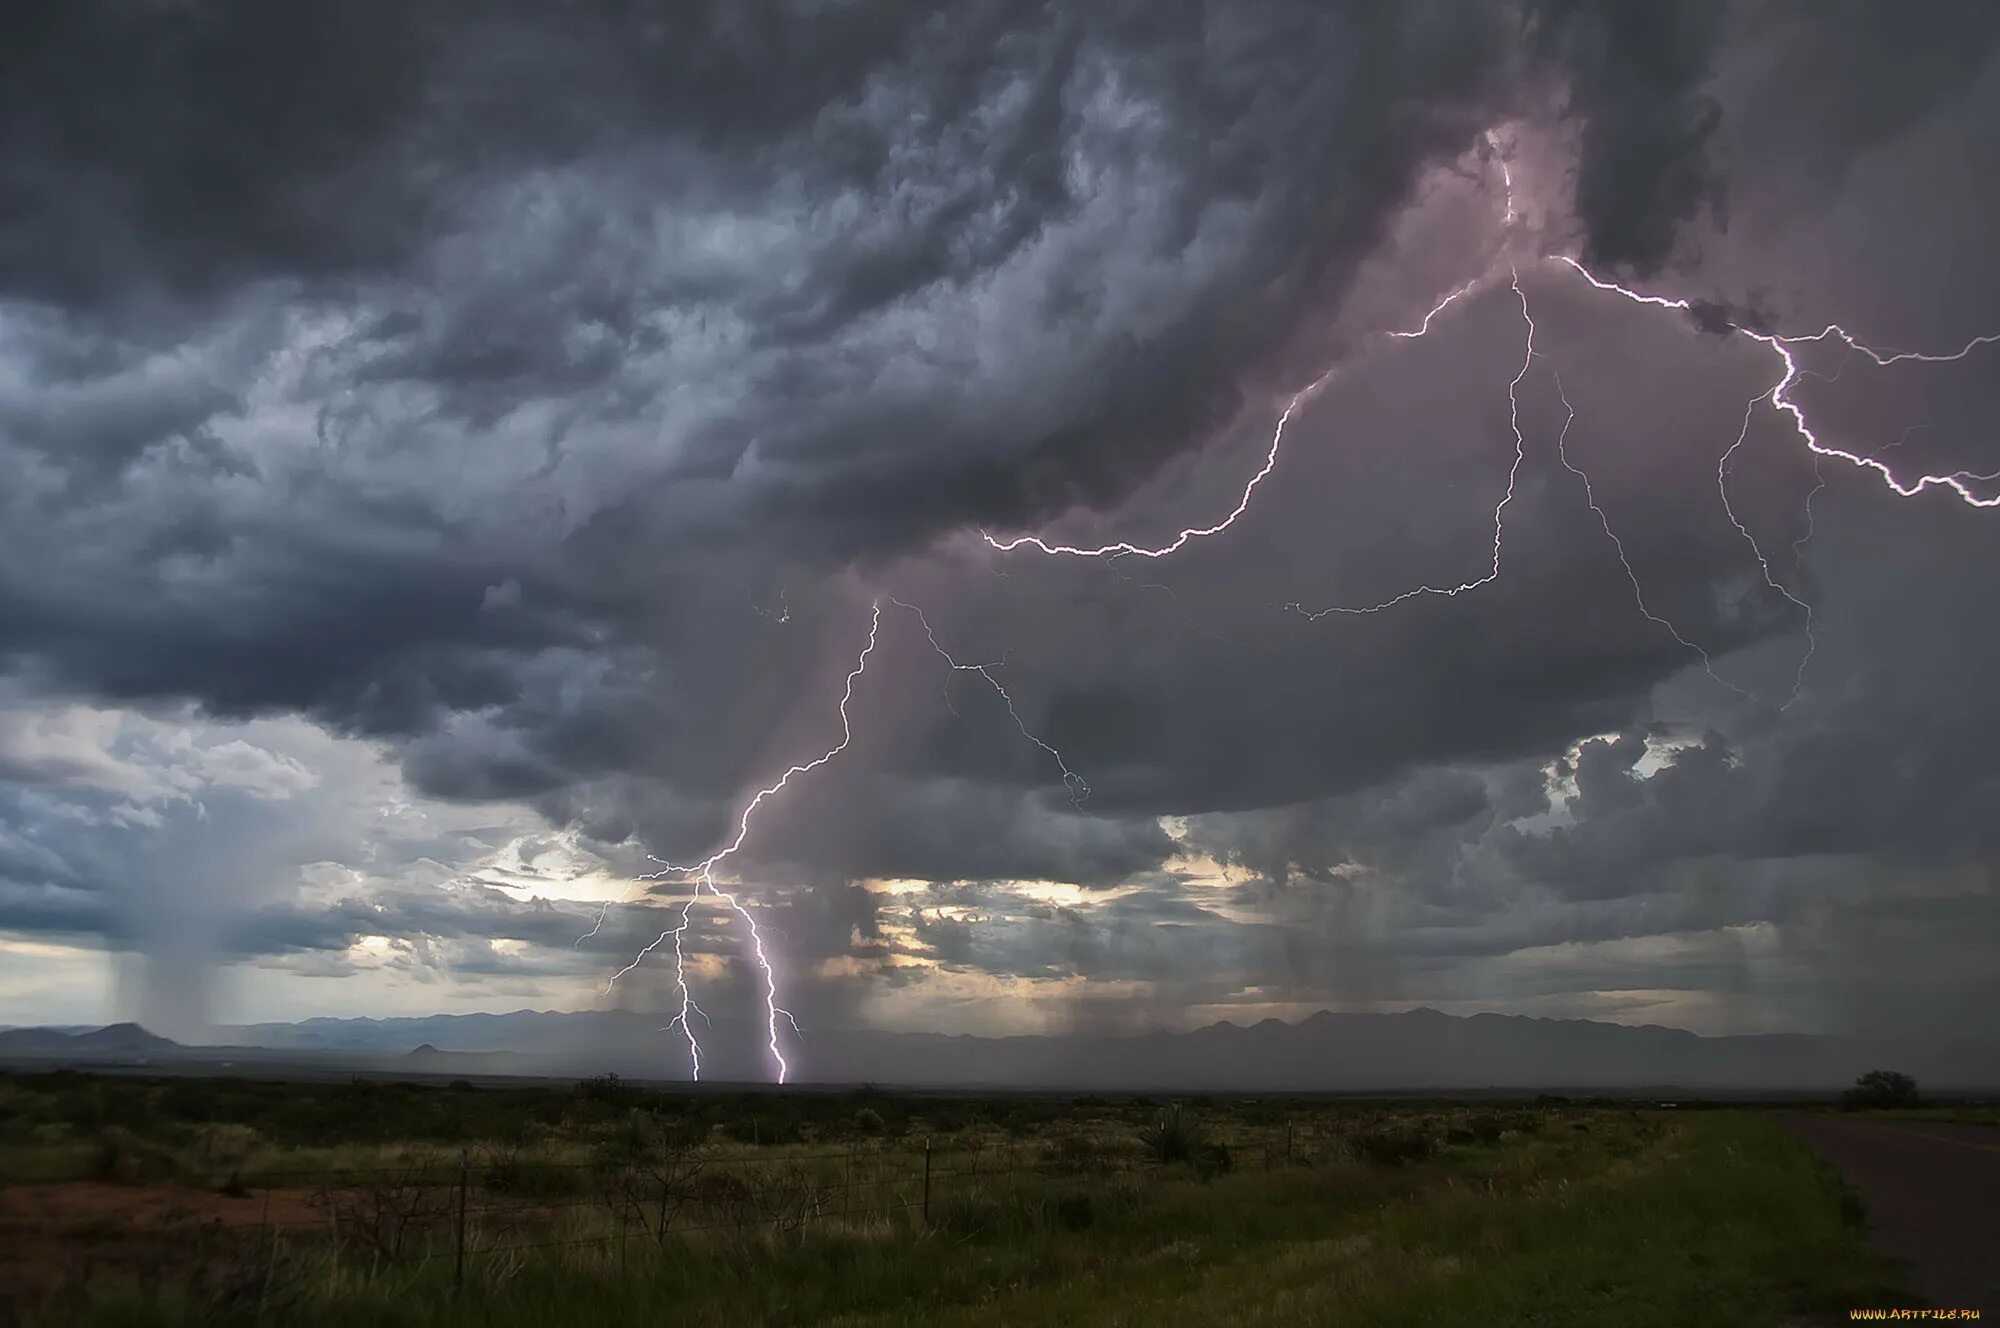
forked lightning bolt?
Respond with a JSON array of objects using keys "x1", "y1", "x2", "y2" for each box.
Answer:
[
  {"x1": 603, "y1": 600, "x2": 885, "y2": 1083},
  {"x1": 594, "y1": 133, "x2": 1996, "y2": 1085},
  {"x1": 1555, "y1": 257, "x2": 2000, "y2": 508},
  {"x1": 1286, "y1": 269, "x2": 1533, "y2": 620}
]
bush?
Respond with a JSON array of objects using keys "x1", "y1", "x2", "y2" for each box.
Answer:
[
  {"x1": 1348, "y1": 1124, "x2": 1438, "y2": 1167},
  {"x1": 1043, "y1": 1133, "x2": 1116, "y2": 1175},
  {"x1": 575, "y1": 1073, "x2": 631, "y2": 1107},
  {"x1": 1052, "y1": 1190, "x2": 1096, "y2": 1230},
  {"x1": 853, "y1": 1107, "x2": 886, "y2": 1136},
  {"x1": 720, "y1": 1114, "x2": 804, "y2": 1146},
  {"x1": 1137, "y1": 1104, "x2": 1208, "y2": 1165},
  {"x1": 1193, "y1": 1141, "x2": 1233, "y2": 1179},
  {"x1": 89, "y1": 1125, "x2": 183, "y2": 1182},
  {"x1": 483, "y1": 1151, "x2": 585, "y2": 1198},
  {"x1": 1842, "y1": 1070, "x2": 1921, "y2": 1111},
  {"x1": 184, "y1": 1122, "x2": 265, "y2": 1174}
]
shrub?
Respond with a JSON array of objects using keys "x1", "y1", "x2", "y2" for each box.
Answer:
[
  {"x1": 483, "y1": 1151, "x2": 585, "y2": 1199},
  {"x1": 575, "y1": 1073, "x2": 631, "y2": 1107},
  {"x1": 853, "y1": 1107, "x2": 886, "y2": 1136},
  {"x1": 1842, "y1": 1070, "x2": 1921, "y2": 1111},
  {"x1": 1193, "y1": 1141, "x2": 1233, "y2": 1179},
  {"x1": 1348, "y1": 1124, "x2": 1438, "y2": 1167},
  {"x1": 1044, "y1": 1132, "x2": 1116, "y2": 1175},
  {"x1": 1137, "y1": 1104, "x2": 1208, "y2": 1165},
  {"x1": 1052, "y1": 1190, "x2": 1096, "y2": 1230},
  {"x1": 89, "y1": 1125, "x2": 183, "y2": 1182},
  {"x1": 184, "y1": 1122, "x2": 265, "y2": 1175},
  {"x1": 935, "y1": 1194, "x2": 1006, "y2": 1239}
]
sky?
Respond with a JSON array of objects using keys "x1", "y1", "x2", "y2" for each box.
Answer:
[{"x1": 2, "y1": 2, "x2": 1998, "y2": 1068}]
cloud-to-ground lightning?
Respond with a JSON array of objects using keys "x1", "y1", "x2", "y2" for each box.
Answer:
[
  {"x1": 1285, "y1": 269, "x2": 1534, "y2": 620},
  {"x1": 603, "y1": 600, "x2": 885, "y2": 1083},
  {"x1": 888, "y1": 596, "x2": 1090, "y2": 804},
  {"x1": 599, "y1": 130, "x2": 1995, "y2": 1084}
]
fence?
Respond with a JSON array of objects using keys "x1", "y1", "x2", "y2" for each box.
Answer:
[{"x1": 54, "y1": 1122, "x2": 1330, "y2": 1291}]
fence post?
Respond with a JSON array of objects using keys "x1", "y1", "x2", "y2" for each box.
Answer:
[
  {"x1": 1286, "y1": 1121, "x2": 1294, "y2": 1167},
  {"x1": 922, "y1": 1139, "x2": 932, "y2": 1227},
  {"x1": 454, "y1": 1149, "x2": 469, "y2": 1294}
]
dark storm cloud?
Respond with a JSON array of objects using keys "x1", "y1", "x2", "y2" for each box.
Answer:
[
  {"x1": 1525, "y1": 0, "x2": 1730, "y2": 274},
  {"x1": 3, "y1": 0, "x2": 1999, "y2": 1044}
]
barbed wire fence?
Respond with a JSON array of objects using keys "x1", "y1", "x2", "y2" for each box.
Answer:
[{"x1": 49, "y1": 1118, "x2": 1348, "y2": 1294}]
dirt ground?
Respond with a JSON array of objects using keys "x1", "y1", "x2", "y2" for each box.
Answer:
[{"x1": 0, "y1": 1180, "x2": 329, "y2": 1301}]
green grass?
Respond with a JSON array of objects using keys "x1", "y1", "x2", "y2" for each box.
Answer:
[{"x1": 13, "y1": 1100, "x2": 1909, "y2": 1328}]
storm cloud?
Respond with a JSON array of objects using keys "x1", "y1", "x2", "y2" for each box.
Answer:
[{"x1": 0, "y1": 1, "x2": 1996, "y2": 1056}]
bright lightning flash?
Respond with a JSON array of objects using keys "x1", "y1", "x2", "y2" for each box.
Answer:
[{"x1": 603, "y1": 600, "x2": 885, "y2": 1083}]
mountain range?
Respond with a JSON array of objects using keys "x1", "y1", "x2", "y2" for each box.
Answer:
[{"x1": 3, "y1": 1008, "x2": 1989, "y2": 1093}]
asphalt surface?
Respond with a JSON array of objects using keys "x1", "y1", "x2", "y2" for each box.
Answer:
[{"x1": 1787, "y1": 1116, "x2": 2000, "y2": 1314}]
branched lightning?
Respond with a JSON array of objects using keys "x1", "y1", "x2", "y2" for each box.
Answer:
[
  {"x1": 601, "y1": 600, "x2": 885, "y2": 1083},
  {"x1": 1716, "y1": 397, "x2": 1816, "y2": 708},
  {"x1": 587, "y1": 131, "x2": 1995, "y2": 1086},
  {"x1": 888, "y1": 597, "x2": 1090, "y2": 803},
  {"x1": 1554, "y1": 257, "x2": 2000, "y2": 508},
  {"x1": 1285, "y1": 268, "x2": 1534, "y2": 620},
  {"x1": 1548, "y1": 366, "x2": 1752, "y2": 699}
]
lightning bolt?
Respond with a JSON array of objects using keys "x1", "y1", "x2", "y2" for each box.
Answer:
[
  {"x1": 1285, "y1": 268, "x2": 1534, "y2": 619},
  {"x1": 1547, "y1": 365, "x2": 1752, "y2": 699},
  {"x1": 983, "y1": 131, "x2": 1519, "y2": 573},
  {"x1": 1554, "y1": 257, "x2": 2000, "y2": 508},
  {"x1": 888, "y1": 597, "x2": 1089, "y2": 803},
  {"x1": 979, "y1": 281, "x2": 1486, "y2": 562},
  {"x1": 1716, "y1": 397, "x2": 1816, "y2": 707},
  {"x1": 604, "y1": 599, "x2": 885, "y2": 1083},
  {"x1": 1553, "y1": 254, "x2": 1998, "y2": 703},
  {"x1": 587, "y1": 131, "x2": 1993, "y2": 1086}
]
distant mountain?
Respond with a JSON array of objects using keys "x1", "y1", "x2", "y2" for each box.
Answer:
[
  {"x1": 199, "y1": 1006, "x2": 2000, "y2": 1093},
  {"x1": 0, "y1": 1022, "x2": 181, "y2": 1059}
]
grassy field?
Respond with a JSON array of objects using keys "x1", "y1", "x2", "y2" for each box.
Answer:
[{"x1": 0, "y1": 1071, "x2": 1909, "y2": 1326}]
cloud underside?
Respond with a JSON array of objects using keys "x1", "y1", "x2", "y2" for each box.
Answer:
[{"x1": 0, "y1": 1, "x2": 1997, "y2": 1039}]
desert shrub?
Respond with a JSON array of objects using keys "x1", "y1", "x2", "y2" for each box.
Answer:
[
  {"x1": 89, "y1": 1125, "x2": 184, "y2": 1182},
  {"x1": 1348, "y1": 1124, "x2": 1438, "y2": 1167},
  {"x1": 573, "y1": 1073, "x2": 633, "y2": 1110},
  {"x1": 1043, "y1": 1132, "x2": 1116, "y2": 1175},
  {"x1": 1193, "y1": 1141, "x2": 1233, "y2": 1179},
  {"x1": 853, "y1": 1107, "x2": 886, "y2": 1136},
  {"x1": 1137, "y1": 1104, "x2": 1208, "y2": 1165},
  {"x1": 935, "y1": 1194, "x2": 1007, "y2": 1239},
  {"x1": 720, "y1": 1113, "x2": 805, "y2": 1146},
  {"x1": 483, "y1": 1149, "x2": 585, "y2": 1199},
  {"x1": 1841, "y1": 1070, "x2": 1921, "y2": 1110},
  {"x1": 1052, "y1": 1190, "x2": 1096, "y2": 1230},
  {"x1": 184, "y1": 1122, "x2": 266, "y2": 1175}
]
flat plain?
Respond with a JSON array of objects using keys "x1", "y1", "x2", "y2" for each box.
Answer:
[{"x1": 0, "y1": 1070, "x2": 1947, "y2": 1326}]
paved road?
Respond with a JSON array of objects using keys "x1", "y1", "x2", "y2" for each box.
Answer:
[{"x1": 1788, "y1": 1116, "x2": 2000, "y2": 1314}]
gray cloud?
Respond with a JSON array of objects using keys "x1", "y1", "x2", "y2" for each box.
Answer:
[{"x1": 0, "y1": 1, "x2": 1996, "y2": 1044}]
